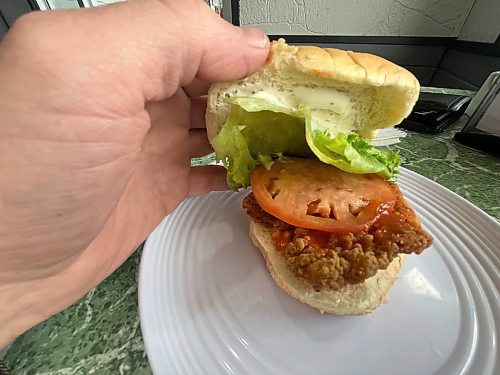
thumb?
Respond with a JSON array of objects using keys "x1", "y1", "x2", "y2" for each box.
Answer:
[
  {"x1": 3, "y1": 0, "x2": 269, "y2": 102},
  {"x1": 118, "y1": 0, "x2": 271, "y2": 97}
]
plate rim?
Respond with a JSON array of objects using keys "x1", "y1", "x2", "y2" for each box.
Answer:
[{"x1": 138, "y1": 168, "x2": 500, "y2": 374}]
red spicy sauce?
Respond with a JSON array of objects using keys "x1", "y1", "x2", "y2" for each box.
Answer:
[
  {"x1": 272, "y1": 229, "x2": 292, "y2": 251},
  {"x1": 306, "y1": 230, "x2": 332, "y2": 248},
  {"x1": 272, "y1": 228, "x2": 334, "y2": 252}
]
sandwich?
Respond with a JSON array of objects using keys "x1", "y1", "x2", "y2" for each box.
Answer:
[{"x1": 205, "y1": 39, "x2": 433, "y2": 315}]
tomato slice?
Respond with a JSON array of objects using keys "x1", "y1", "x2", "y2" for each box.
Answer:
[{"x1": 250, "y1": 158, "x2": 397, "y2": 233}]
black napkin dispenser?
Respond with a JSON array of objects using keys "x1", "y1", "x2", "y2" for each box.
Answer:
[{"x1": 398, "y1": 92, "x2": 472, "y2": 134}]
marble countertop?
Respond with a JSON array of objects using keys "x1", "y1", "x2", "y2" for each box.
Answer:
[{"x1": 4, "y1": 119, "x2": 500, "y2": 374}]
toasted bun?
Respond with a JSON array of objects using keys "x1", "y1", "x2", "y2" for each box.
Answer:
[
  {"x1": 249, "y1": 221, "x2": 404, "y2": 315},
  {"x1": 207, "y1": 39, "x2": 419, "y2": 142}
]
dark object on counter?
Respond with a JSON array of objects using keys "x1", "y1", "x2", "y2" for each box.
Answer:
[
  {"x1": 398, "y1": 93, "x2": 472, "y2": 134},
  {"x1": 454, "y1": 131, "x2": 500, "y2": 156},
  {"x1": 454, "y1": 75, "x2": 500, "y2": 157}
]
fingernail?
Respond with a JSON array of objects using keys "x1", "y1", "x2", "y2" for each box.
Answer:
[{"x1": 242, "y1": 27, "x2": 269, "y2": 49}]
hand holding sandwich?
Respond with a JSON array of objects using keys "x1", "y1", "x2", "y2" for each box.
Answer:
[{"x1": 0, "y1": 0, "x2": 269, "y2": 348}]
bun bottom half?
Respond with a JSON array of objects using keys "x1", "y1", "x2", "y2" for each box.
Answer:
[{"x1": 249, "y1": 221, "x2": 404, "y2": 315}]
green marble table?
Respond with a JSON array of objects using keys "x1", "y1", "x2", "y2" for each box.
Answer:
[{"x1": 3, "y1": 118, "x2": 500, "y2": 374}]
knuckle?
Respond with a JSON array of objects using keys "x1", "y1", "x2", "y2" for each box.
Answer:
[
  {"x1": 6, "y1": 12, "x2": 44, "y2": 46},
  {"x1": 4, "y1": 12, "x2": 61, "y2": 67}
]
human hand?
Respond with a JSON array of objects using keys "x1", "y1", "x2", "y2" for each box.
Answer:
[{"x1": 0, "y1": 0, "x2": 269, "y2": 347}]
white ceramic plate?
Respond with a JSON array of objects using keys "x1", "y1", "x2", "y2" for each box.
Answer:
[{"x1": 139, "y1": 168, "x2": 499, "y2": 375}]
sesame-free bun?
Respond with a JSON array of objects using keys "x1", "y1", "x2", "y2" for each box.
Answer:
[
  {"x1": 207, "y1": 39, "x2": 414, "y2": 314},
  {"x1": 206, "y1": 39, "x2": 419, "y2": 142},
  {"x1": 249, "y1": 221, "x2": 404, "y2": 315}
]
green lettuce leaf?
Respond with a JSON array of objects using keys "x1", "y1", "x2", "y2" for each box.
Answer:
[
  {"x1": 212, "y1": 97, "x2": 400, "y2": 189},
  {"x1": 212, "y1": 99, "x2": 311, "y2": 189},
  {"x1": 212, "y1": 110, "x2": 256, "y2": 190},
  {"x1": 303, "y1": 107, "x2": 400, "y2": 181}
]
